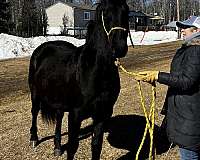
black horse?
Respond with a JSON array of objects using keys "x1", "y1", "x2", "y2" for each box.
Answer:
[{"x1": 28, "y1": 0, "x2": 129, "y2": 159}]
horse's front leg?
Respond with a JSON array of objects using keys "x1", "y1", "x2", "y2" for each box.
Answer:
[
  {"x1": 30, "y1": 94, "x2": 40, "y2": 148},
  {"x1": 91, "y1": 121, "x2": 104, "y2": 160},
  {"x1": 54, "y1": 111, "x2": 64, "y2": 156},
  {"x1": 67, "y1": 111, "x2": 81, "y2": 160}
]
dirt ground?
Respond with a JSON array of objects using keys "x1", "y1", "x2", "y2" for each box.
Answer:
[{"x1": 0, "y1": 41, "x2": 183, "y2": 160}]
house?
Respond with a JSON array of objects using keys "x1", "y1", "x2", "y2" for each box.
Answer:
[
  {"x1": 46, "y1": 1, "x2": 96, "y2": 37},
  {"x1": 150, "y1": 16, "x2": 165, "y2": 30},
  {"x1": 129, "y1": 10, "x2": 166, "y2": 31},
  {"x1": 129, "y1": 10, "x2": 153, "y2": 31}
]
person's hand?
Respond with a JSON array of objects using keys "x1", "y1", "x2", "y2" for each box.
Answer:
[{"x1": 136, "y1": 71, "x2": 159, "y2": 83}]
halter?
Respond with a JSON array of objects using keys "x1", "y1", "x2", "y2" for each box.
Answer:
[
  {"x1": 101, "y1": 12, "x2": 134, "y2": 48},
  {"x1": 101, "y1": 12, "x2": 127, "y2": 38}
]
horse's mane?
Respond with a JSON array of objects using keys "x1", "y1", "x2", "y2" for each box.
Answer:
[
  {"x1": 85, "y1": 20, "x2": 96, "y2": 43},
  {"x1": 85, "y1": 3, "x2": 103, "y2": 45}
]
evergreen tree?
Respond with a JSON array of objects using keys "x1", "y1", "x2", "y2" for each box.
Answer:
[
  {"x1": 22, "y1": 0, "x2": 32, "y2": 37},
  {"x1": 0, "y1": 0, "x2": 13, "y2": 33},
  {"x1": 42, "y1": 9, "x2": 48, "y2": 36},
  {"x1": 38, "y1": 0, "x2": 48, "y2": 36},
  {"x1": 22, "y1": 0, "x2": 47, "y2": 37}
]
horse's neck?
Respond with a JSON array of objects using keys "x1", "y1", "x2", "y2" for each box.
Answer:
[
  {"x1": 86, "y1": 25, "x2": 111, "y2": 56},
  {"x1": 79, "y1": 26, "x2": 114, "y2": 70}
]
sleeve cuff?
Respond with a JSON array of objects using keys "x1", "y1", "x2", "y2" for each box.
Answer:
[{"x1": 157, "y1": 72, "x2": 170, "y2": 85}]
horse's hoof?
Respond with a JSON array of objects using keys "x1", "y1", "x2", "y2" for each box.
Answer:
[
  {"x1": 30, "y1": 141, "x2": 37, "y2": 148},
  {"x1": 54, "y1": 149, "x2": 62, "y2": 156}
]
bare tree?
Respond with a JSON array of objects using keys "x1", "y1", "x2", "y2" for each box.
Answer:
[
  {"x1": 6, "y1": 0, "x2": 200, "y2": 36},
  {"x1": 128, "y1": 0, "x2": 200, "y2": 24}
]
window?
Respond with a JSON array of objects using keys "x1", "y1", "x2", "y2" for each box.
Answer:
[{"x1": 84, "y1": 11, "x2": 90, "y2": 20}]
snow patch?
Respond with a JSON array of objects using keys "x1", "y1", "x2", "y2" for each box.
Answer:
[{"x1": 0, "y1": 30, "x2": 178, "y2": 60}]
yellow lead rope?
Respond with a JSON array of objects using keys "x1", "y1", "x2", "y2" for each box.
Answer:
[{"x1": 115, "y1": 59, "x2": 156, "y2": 160}]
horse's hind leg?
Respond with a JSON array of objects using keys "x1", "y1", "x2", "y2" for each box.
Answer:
[
  {"x1": 91, "y1": 121, "x2": 104, "y2": 160},
  {"x1": 54, "y1": 111, "x2": 64, "y2": 156},
  {"x1": 67, "y1": 111, "x2": 81, "y2": 160},
  {"x1": 30, "y1": 92, "x2": 40, "y2": 148}
]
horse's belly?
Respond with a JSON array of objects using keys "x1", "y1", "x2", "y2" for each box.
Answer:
[{"x1": 36, "y1": 75, "x2": 83, "y2": 111}]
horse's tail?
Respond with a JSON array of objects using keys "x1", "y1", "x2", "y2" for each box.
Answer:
[
  {"x1": 29, "y1": 46, "x2": 57, "y2": 124},
  {"x1": 28, "y1": 55, "x2": 36, "y2": 89},
  {"x1": 28, "y1": 45, "x2": 43, "y2": 89},
  {"x1": 28, "y1": 44, "x2": 50, "y2": 89},
  {"x1": 40, "y1": 97, "x2": 58, "y2": 124}
]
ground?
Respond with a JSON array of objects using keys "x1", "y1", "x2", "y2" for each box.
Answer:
[{"x1": 0, "y1": 41, "x2": 182, "y2": 160}]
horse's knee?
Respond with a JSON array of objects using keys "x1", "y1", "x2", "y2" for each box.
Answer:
[{"x1": 93, "y1": 122, "x2": 104, "y2": 138}]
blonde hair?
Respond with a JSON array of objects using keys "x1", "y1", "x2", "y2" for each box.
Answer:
[{"x1": 190, "y1": 26, "x2": 198, "y2": 32}]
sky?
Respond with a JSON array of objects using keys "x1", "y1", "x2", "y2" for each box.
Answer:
[{"x1": 0, "y1": 30, "x2": 178, "y2": 60}]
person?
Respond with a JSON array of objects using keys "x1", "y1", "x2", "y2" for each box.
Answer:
[{"x1": 136, "y1": 16, "x2": 200, "y2": 160}]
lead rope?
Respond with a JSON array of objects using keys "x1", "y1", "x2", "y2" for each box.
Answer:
[
  {"x1": 128, "y1": 30, "x2": 135, "y2": 48},
  {"x1": 164, "y1": 143, "x2": 174, "y2": 160},
  {"x1": 115, "y1": 59, "x2": 156, "y2": 160}
]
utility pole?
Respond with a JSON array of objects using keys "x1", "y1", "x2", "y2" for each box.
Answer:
[
  {"x1": 176, "y1": 0, "x2": 180, "y2": 22},
  {"x1": 176, "y1": 0, "x2": 180, "y2": 38}
]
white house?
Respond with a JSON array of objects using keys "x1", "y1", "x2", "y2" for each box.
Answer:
[{"x1": 46, "y1": 1, "x2": 96, "y2": 35}]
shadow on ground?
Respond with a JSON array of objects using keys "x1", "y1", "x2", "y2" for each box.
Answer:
[
  {"x1": 34, "y1": 114, "x2": 171, "y2": 158},
  {"x1": 35, "y1": 124, "x2": 93, "y2": 154},
  {"x1": 105, "y1": 115, "x2": 171, "y2": 160}
]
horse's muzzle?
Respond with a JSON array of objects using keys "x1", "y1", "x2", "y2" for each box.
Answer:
[{"x1": 112, "y1": 45, "x2": 128, "y2": 58}]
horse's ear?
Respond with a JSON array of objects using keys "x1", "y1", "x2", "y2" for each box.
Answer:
[
  {"x1": 99, "y1": 0, "x2": 107, "y2": 6},
  {"x1": 99, "y1": 0, "x2": 127, "y2": 9},
  {"x1": 95, "y1": 4, "x2": 103, "y2": 21}
]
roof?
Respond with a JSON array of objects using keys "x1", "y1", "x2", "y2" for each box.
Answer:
[
  {"x1": 46, "y1": 1, "x2": 96, "y2": 11},
  {"x1": 150, "y1": 16, "x2": 164, "y2": 20},
  {"x1": 129, "y1": 10, "x2": 152, "y2": 18},
  {"x1": 166, "y1": 21, "x2": 177, "y2": 28}
]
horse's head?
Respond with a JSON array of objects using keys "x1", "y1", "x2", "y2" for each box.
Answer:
[{"x1": 96, "y1": 0, "x2": 129, "y2": 58}]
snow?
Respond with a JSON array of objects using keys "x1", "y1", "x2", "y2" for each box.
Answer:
[
  {"x1": 0, "y1": 30, "x2": 179, "y2": 60},
  {"x1": 47, "y1": 27, "x2": 61, "y2": 35},
  {"x1": 0, "y1": 34, "x2": 85, "y2": 60},
  {"x1": 128, "y1": 31, "x2": 178, "y2": 45}
]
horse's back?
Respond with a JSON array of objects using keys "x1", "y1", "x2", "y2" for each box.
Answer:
[
  {"x1": 29, "y1": 40, "x2": 78, "y2": 82},
  {"x1": 31, "y1": 40, "x2": 77, "y2": 63}
]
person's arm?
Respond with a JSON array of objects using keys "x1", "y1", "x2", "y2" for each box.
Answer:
[{"x1": 158, "y1": 46, "x2": 200, "y2": 91}]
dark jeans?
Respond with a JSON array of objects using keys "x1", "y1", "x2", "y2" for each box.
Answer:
[{"x1": 180, "y1": 148, "x2": 200, "y2": 160}]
